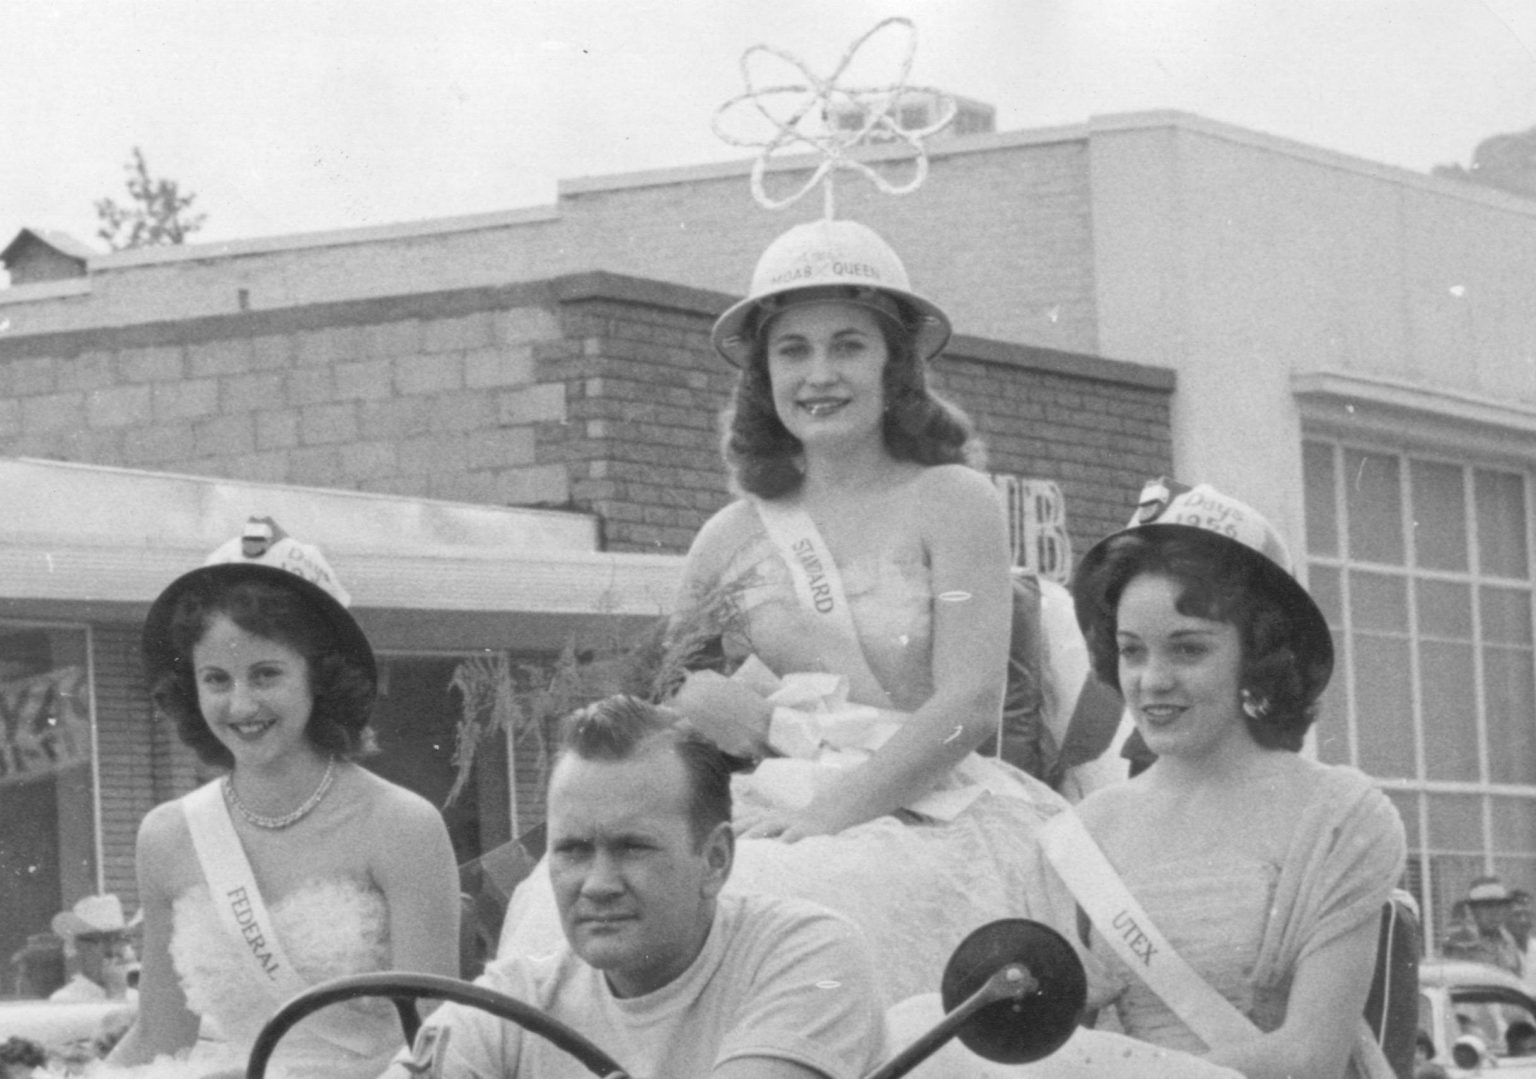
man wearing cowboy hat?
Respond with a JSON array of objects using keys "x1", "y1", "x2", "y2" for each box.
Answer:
[
  {"x1": 49, "y1": 895, "x2": 140, "y2": 1001},
  {"x1": 1443, "y1": 876, "x2": 1523, "y2": 975},
  {"x1": 1508, "y1": 888, "x2": 1536, "y2": 993}
]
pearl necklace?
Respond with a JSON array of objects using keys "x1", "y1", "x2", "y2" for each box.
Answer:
[{"x1": 223, "y1": 758, "x2": 337, "y2": 830}]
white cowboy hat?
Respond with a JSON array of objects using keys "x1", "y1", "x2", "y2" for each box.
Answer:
[{"x1": 51, "y1": 894, "x2": 138, "y2": 939}]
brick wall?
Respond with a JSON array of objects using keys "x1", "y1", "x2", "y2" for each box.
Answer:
[{"x1": 934, "y1": 345, "x2": 1172, "y2": 558}]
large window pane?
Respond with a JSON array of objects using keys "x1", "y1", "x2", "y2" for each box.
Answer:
[
  {"x1": 1420, "y1": 641, "x2": 1479, "y2": 782},
  {"x1": 1476, "y1": 469, "x2": 1529, "y2": 579},
  {"x1": 1416, "y1": 580, "x2": 1471, "y2": 640},
  {"x1": 1480, "y1": 585, "x2": 1534, "y2": 646},
  {"x1": 1304, "y1": 441, "x2": 1339, "y2": 558},
  {"x1": 1492, "y1": 796, "x2": 1536, "y2": 858},
  {"x1": 0, "y1": 624, "x2": 96, "y2": 1000},
  {"x1": 1426, "y1": 792, "x2": 1484, "y2": 852},
  {"x1": 1410, "y1": 459, "x2": 1468, "y2": 571},
  {"x1": 1310, "y1": 565, "x2": 1341, "y2": 627},
  {"x1": 1345, "y1": 450, "x2": 1404, "y2": 565},
  {"x1": 1349, "y1": 571, "x2": 1408, "y2": 633},
  {"x1": 1314, "y1": 636, "x2": 1350, "y2": 764},
  {"x1": 1484, "y1": 646, "x2": 1536, "y2": 786},
  {"x1": 1353, "y1": 634, "x2": 1416, "y2": 778}
]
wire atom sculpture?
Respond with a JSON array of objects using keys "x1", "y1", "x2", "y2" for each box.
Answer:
[{"x1": 712, "y1": 17, "x2": 957, "y2": 218}]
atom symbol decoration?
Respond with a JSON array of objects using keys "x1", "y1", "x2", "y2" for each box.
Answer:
[{"x1": 712, "y1": 17, "x2": 957, "y2": 217}]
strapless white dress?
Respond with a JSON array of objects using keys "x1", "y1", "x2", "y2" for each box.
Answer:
[{"x1": 100, "y1": 878, "x2": 401, "y2": 1079}]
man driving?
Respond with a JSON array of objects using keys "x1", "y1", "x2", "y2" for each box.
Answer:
[{"x1": 388, "y1": 695, "x2": 888, "y2": 1079}]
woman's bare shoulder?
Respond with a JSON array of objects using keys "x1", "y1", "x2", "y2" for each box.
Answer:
[
  {"x1": 138, "y1": 797, "x2": 184, "y2": 849},
  {"x1": 350, "y1": 765, "x2": 443, "y2": 826},
  {"x1": 912, "y1": 464, "x2": 1004, "y2": 512},
  {"x1": 136, "y1": 795, "x2": 199, "y2": 891},
  {"x1": 694, "y1": 498, "x2": 759, "y2": 547},
  {"x1": 684, "y1": 499, "x2": 762, "y2": 578}
]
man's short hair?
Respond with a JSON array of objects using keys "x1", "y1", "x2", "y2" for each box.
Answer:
[{"x1": 556, "y1": 695, "x2": 732, "y2": 846}]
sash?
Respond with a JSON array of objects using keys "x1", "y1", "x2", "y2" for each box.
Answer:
[
  {"x1": 754, "y1": 498, "x2": 873, "y2": 679},
  {"x1": 1040, "y1": 810, "x2": 1395, "y2": 1078},
  {"x1": 750, "y1": 499, "x2": 1045, "y2": 820},
  {"x1": 183, "y1": 781, "x2": 308, "y2": 1000},
  {"x1": 1040, "y1": 810, "x2": 1255, "y2": 1048},
  {"x1": 182, "y1": 780, "x2": 395, "y2": 1063}
]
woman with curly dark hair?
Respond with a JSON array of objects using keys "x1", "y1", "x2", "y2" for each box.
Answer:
[
  {"x1": 1044, "y1": 478, "x2": 1406, "y2": 1078},
  {"x1": 107, "y1": 519, "x2": 458, "y2": 1079},
  {"x1": 500, "y1": 217, "x2": 1075, "y2": 1007}
]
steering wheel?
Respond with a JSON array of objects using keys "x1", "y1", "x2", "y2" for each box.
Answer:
[{"x1": 244, "y1": 972, "x2": 630, "y2": 1079}]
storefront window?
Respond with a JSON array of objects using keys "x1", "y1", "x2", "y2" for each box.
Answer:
[
  {"x1": 1304, "y1": 439, "x2": 1536, "y2": 946},
  {"x1": 1, "y1": 622, "x2": 97, "y2": 999},
  {"x1": 365, "y1": 652, "x2": 563, "y2": 866}
]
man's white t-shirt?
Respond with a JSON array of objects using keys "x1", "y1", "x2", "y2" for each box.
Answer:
[{"x1": 406, "y1": 893, "x2": 888, "y2": 1079}]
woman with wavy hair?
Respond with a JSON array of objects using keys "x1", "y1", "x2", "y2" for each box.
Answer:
[
  {"x1": 1052, "y1": 478, "x2": 1406, "y2": 1078},
  {"x1": 109, "y1": 520, "x2": 458, "y2": 1079},
  {"x1": 500, "y1": 217, "x2": 1071, "y2": 1006}
]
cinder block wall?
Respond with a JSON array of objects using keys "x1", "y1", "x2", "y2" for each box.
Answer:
[{"x1": 560, "y1": 138, "x2": 1100, "y2": 356}]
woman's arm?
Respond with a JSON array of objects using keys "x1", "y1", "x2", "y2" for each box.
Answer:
[
  {"x1": 371, "y1": 785, "x2": 462, "y2": 981},
  {"x1": 1204, "y1": 914, "x2": 1380, "y2": 1079},
  {"x1": 668, "y1": 502, "x2": 776, "y2": 755},
  {"x1": 108, "y1": 804, "x2": 201, "y2": 1065},
  {"x1": 764, "y1": 467, "x2": 1013, "y2": 840}
]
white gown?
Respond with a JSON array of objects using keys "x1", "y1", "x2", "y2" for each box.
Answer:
[{"x1": 102, "y1": 878, "x2": 401, "y2": 1079}]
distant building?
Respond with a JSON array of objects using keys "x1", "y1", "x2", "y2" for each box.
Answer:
[{"x1": 0, "y1": 229, "x2": 93, "y2": 286}]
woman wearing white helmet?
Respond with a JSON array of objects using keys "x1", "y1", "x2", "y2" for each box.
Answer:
[
  {"x1": 1036, "y1": 478, "x2": 1406, "y2": 1078},
  {"x1": 664, "y1": 217, "x2": 1070, "y2": 1003}
]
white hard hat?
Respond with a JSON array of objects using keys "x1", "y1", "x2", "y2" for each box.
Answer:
[
  {"x1": 711, "y1": 218, "x2": 951, "y2": 366},
  {"x1": 1072, "y1": 477, "x2": 1334, "y2": 708}
]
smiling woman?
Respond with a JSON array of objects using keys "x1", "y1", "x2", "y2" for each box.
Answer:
[
  {"x1": 1046, "y1": 478, "x2": 1407, "y2": 1079},
  {"x1": 103, "y1": 518, "x2": 460, "y2": 1079},
  {"x1": 500, "y1": 218, "x2": 1075, "y2": 1007}
]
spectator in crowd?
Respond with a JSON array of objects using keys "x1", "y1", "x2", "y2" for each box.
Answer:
[
  {"x1": 393, "y1": 695, "x2": 888, "y2": 1079},
  {"x1": 1509, "y1": 889, "x2": 1536, "y2": 992},
  {"x1": 1443, "y1": 877, "x2": 1523, "y2": 975},
  {"x1": 107, "y1": 518, "x2": 460, "y2": 1079}
]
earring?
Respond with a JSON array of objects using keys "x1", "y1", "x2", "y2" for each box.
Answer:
[{"x1": 1241, "y1": 689, "x2": 1272, "y2": 721}]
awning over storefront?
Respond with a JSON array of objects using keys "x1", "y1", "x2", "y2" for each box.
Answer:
[{"x1": 0, "y1": 458, "x2": 683, "y2": 651}]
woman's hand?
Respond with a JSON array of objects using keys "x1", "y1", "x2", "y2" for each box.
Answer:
[{"x1": 734, "y1": 800, "x2": 843, "y2": 843}]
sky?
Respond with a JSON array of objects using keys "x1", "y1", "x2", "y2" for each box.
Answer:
[{"x1": 2, "y1": 0, "x2": 1534, "y2": 252}]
